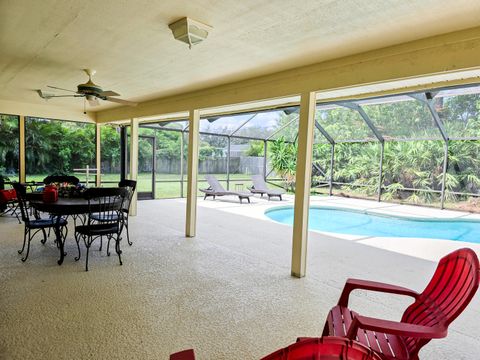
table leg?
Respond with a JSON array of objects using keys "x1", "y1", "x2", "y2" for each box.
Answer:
[{"x1": 54, "y1": 216, "x2": 66, "y2": 265}]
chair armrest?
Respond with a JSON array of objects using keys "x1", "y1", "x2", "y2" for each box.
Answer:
[
  {"x1": 170, "y1": 349, "x2": 195, "y2": 360},
  {"x1": 338, "y1": 278, "x2": 419, "y2": 307},
  {"x1": 346, "y1": 314, "x2": 447, "y2": 339}
]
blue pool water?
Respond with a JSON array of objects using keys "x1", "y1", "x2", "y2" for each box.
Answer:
[{"x1": 265, "y1": 206, "x2": 480, "y2": 244}]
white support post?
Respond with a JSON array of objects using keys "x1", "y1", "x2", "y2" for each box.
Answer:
[
  {"x1": 96, "y1": 123, "x2": 101, "y2": 187},
  {"x1": 291, "y1": 92, "x2": 316, "y2": 278},
  {"x1": 186, "y1": 109, "x2": 200, "y2": 237},
  {"x1": 19, "y1": 115, "x2": 26, "y2": 183},
  {"x1": 129, "y1": 118, "x2": 139, "y2": 216}
]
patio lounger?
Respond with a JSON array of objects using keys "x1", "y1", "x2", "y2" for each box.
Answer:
[
  {"x1": 250, "y1": 175, "x2": 285, "y2": 200},
  {"x1": 200, "y1": 175, "x2": 251, "y2": 203}
]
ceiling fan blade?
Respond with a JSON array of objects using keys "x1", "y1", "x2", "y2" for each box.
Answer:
[
  {"x1": 99, "y1": 90, "x2": 120, "y2": 97},
  {"x1": 47, "y1": 85, "x2": 78, "y2": 93},
  {"x1": 105, "y1": 97, "x2": 138, "y2": 107},
  {"x1": 37, "y1": 90, "x2": 83, "y2": 99},
  {"x1": 88, "y1": 98, "x2": 100, "y2": 107}
]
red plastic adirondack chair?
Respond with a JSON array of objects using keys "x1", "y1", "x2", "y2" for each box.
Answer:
[
  {"x1": 170, "y1": 349, "x2": 195, "y2": 360},
  {"x1": 170, "y1": 337, "x2": 381, "y2": 360},
  {"x1": 261, "y1": 337, "x2": 382, "y2": 360},
  {"x1": 322, "y1": 248, "x2": 479, "y2": 360}
]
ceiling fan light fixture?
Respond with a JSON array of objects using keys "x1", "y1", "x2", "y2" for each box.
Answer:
[{"x1": 168, "y1": 17, "x2": 212, "y2": 49}]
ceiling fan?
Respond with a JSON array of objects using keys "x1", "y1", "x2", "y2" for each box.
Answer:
[{"x1": 37, "y1": 69, "x2": 138, "y2": 108}]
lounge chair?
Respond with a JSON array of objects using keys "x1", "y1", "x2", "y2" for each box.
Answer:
[
  {"x1": 200, "y1": 175, "x2": 251, "y2": 203},
  {"x1": 250, "y1": 175, "x2": 285, "y2": 200},
  {"x1": 320, "y1": 248, "x2": 479, "y2": 360}
]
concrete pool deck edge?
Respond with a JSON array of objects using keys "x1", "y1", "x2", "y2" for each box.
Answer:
[{"x1": 193, "y1": 194, "x2": 480, "y2": 261}]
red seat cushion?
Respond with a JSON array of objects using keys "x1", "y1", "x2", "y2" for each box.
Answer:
[
  {"x1": 0, "y1": 189, "x2": 16, "y2": 203},
  {"x1": 324, "y1": 306, "x2": 410, "y2": 360}
]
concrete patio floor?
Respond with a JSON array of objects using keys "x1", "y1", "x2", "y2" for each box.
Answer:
[{"x1": 0, "y1": 195, "x2": 479, "y2": 359}]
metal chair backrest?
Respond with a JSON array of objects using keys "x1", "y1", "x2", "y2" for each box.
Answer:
[
  {"x1": 84, "y1": 187, "x2": 126, "y2": 227},
  {"x1": 11, "y1": 183, "x2": 30, "y2": 223},
  {"x1": 401, "y1": 248, "x2": 479, "y2": 356},
  {"x1": 118, "y1": 180, "x2": 137, "y2": 213}
]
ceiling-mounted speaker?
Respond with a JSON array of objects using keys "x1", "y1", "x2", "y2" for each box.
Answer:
[{"x1": 168, "y1": 17, "x2": 212, "y2": 49}]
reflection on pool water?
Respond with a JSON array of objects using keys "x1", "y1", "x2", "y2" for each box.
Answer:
[{"x1": 265, "y1": 206, "x2": 480, "y2": 244}]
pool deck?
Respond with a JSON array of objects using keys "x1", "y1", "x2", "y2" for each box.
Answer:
[
  {"x1": 196, "y1": 194, "x2": 480, "y2": 262},
  {"x1": 1, "y1": 194, "x2": 480, "y2": 359}
]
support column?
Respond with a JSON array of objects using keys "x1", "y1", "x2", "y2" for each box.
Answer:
[
  {"x1": 226, "y1": 136, "x2": 231, "y2": 190},
  {"x1": 329, "y1": 144, "x2": 335, "y2": 196},
  {"x1": 186, "y1": 109, "x2": 200, "y2": 237},
  {"x1": 120, "y1": 126, "x2": 127, "y2": 181},
  {"x1": 377, "y1": 142, "x2": 384, "y2": 202},
  {"x1": 19, "y1": 115, "x2": 26, "y2": 183},
  {"x1": 291, "y1": 92, "x2": 316, "y2": 278},
  {"x1": 180, "y1": 131, "x2": 184, "y2": 198},
  {"x1": 95, "y1": 123, "x2": 101, "y2": 187},
  {"x1": 129, "y1": 119, "x2": 139, "y2": 216}
]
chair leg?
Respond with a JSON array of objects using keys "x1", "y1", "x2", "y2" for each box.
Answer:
[
  {"x1": 85, "y1": 240, "x2": 91, "y2": 272},
  {"x1": 21, "y1": 229, "x2": 32, "y2": 262},
  {"x1": 74, "y1": 233, "x2": 81, "y2": 261},
  {"x1": 99, "y1": 236, "x2": 103, "y2": 251},
  {"x1": 63, "y1": 225, "x2": 68, "y2": 244},
  {"x1": 18, "y1": 227, "x2": 27, "y2": 254},
  {"x1": 40, "y1": 228, "x2": 47, "y2": 244},
  {"x1": 107, "y1": 235, "x2": 111, "y2": 256},
  {"x1": 115, "y1": 235, "x2": 123, "y2": 266},
  {"x1": 125, "y1": 220, "x2": 132, "y2": 246}
]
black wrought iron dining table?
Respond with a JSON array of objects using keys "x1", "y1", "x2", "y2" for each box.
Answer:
[{"x1": 29, "y1": 196, "x2": 95, "y2": 265}]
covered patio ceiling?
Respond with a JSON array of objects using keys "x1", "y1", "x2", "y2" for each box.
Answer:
[{"x1": 1, "y1": 0, "x2": 480, "y2": 115}]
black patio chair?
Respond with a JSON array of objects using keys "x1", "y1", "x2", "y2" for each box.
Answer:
[
  {"x1": 12, "y1": 183, "x2": 68, "y2": 262},
  {"x1": 118, "y1": 179, "x2": 137, "y2": 246},
  {"x1": 0, "y1": 187, "x2": 21, "y2": 223},
  {"x1": 92, "y1": 180, "x2": 137, "y2": 253},
  {"x1": 74, "y1": 187, "x2": 127, "y2": 271}
]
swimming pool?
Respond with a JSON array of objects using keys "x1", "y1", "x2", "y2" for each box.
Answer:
[{"x1": 265, "y1": 206, "x2": 480, "y2": 244}]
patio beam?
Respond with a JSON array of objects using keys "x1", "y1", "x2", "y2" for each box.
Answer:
[
  {"x1": 186, "y1": 109, "x2": 200, "y2": 237},
  {"x1": 409, "y1": 93, "x2": 449, "y2": 141},
  {"x1": 230, "y1": 113, "x2": 257, "y2": 137},
  {"x1": 265, "y1": 116, "x2": 298, "y2": 141},
  {"x1": 180, "y1": 131, "x2": 184, "y2": 198},
  {"x1": 291, "y1": 91, "x2": 316, "y2": 278},
  {"x1": 19, "y1": 115, "x2": 26, "y2": 183},
  {"x1": 336, "y1": 102, "x2": 384, "y2": 143},
  {"x1": 226, "y1": 136, "x2": 231, "y2": 190},
  {"x1": 441, "y1": 142, "x2": 449, "y2": 209},
  {"x1": 329, "y1": 143, "x2": 335, "y2": 196},
  {"x1": 129, "y1": 118, "x2": 139, "y2": 216},
  {"x1": 378, "y1": 142, "x2": 384, "y2": 201},
  {"x1": 263, "y1": 140, "x2": 267, "y2": 180},
  {"x1": 315, "y1": 120, "x2": 335, "y2": 145},
  {"x1": 95, "y1": 123, "x2": 101, "y2": 187},
  {"x1": 409, "y1": 92, "x2": 449, "y2": 209}
]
